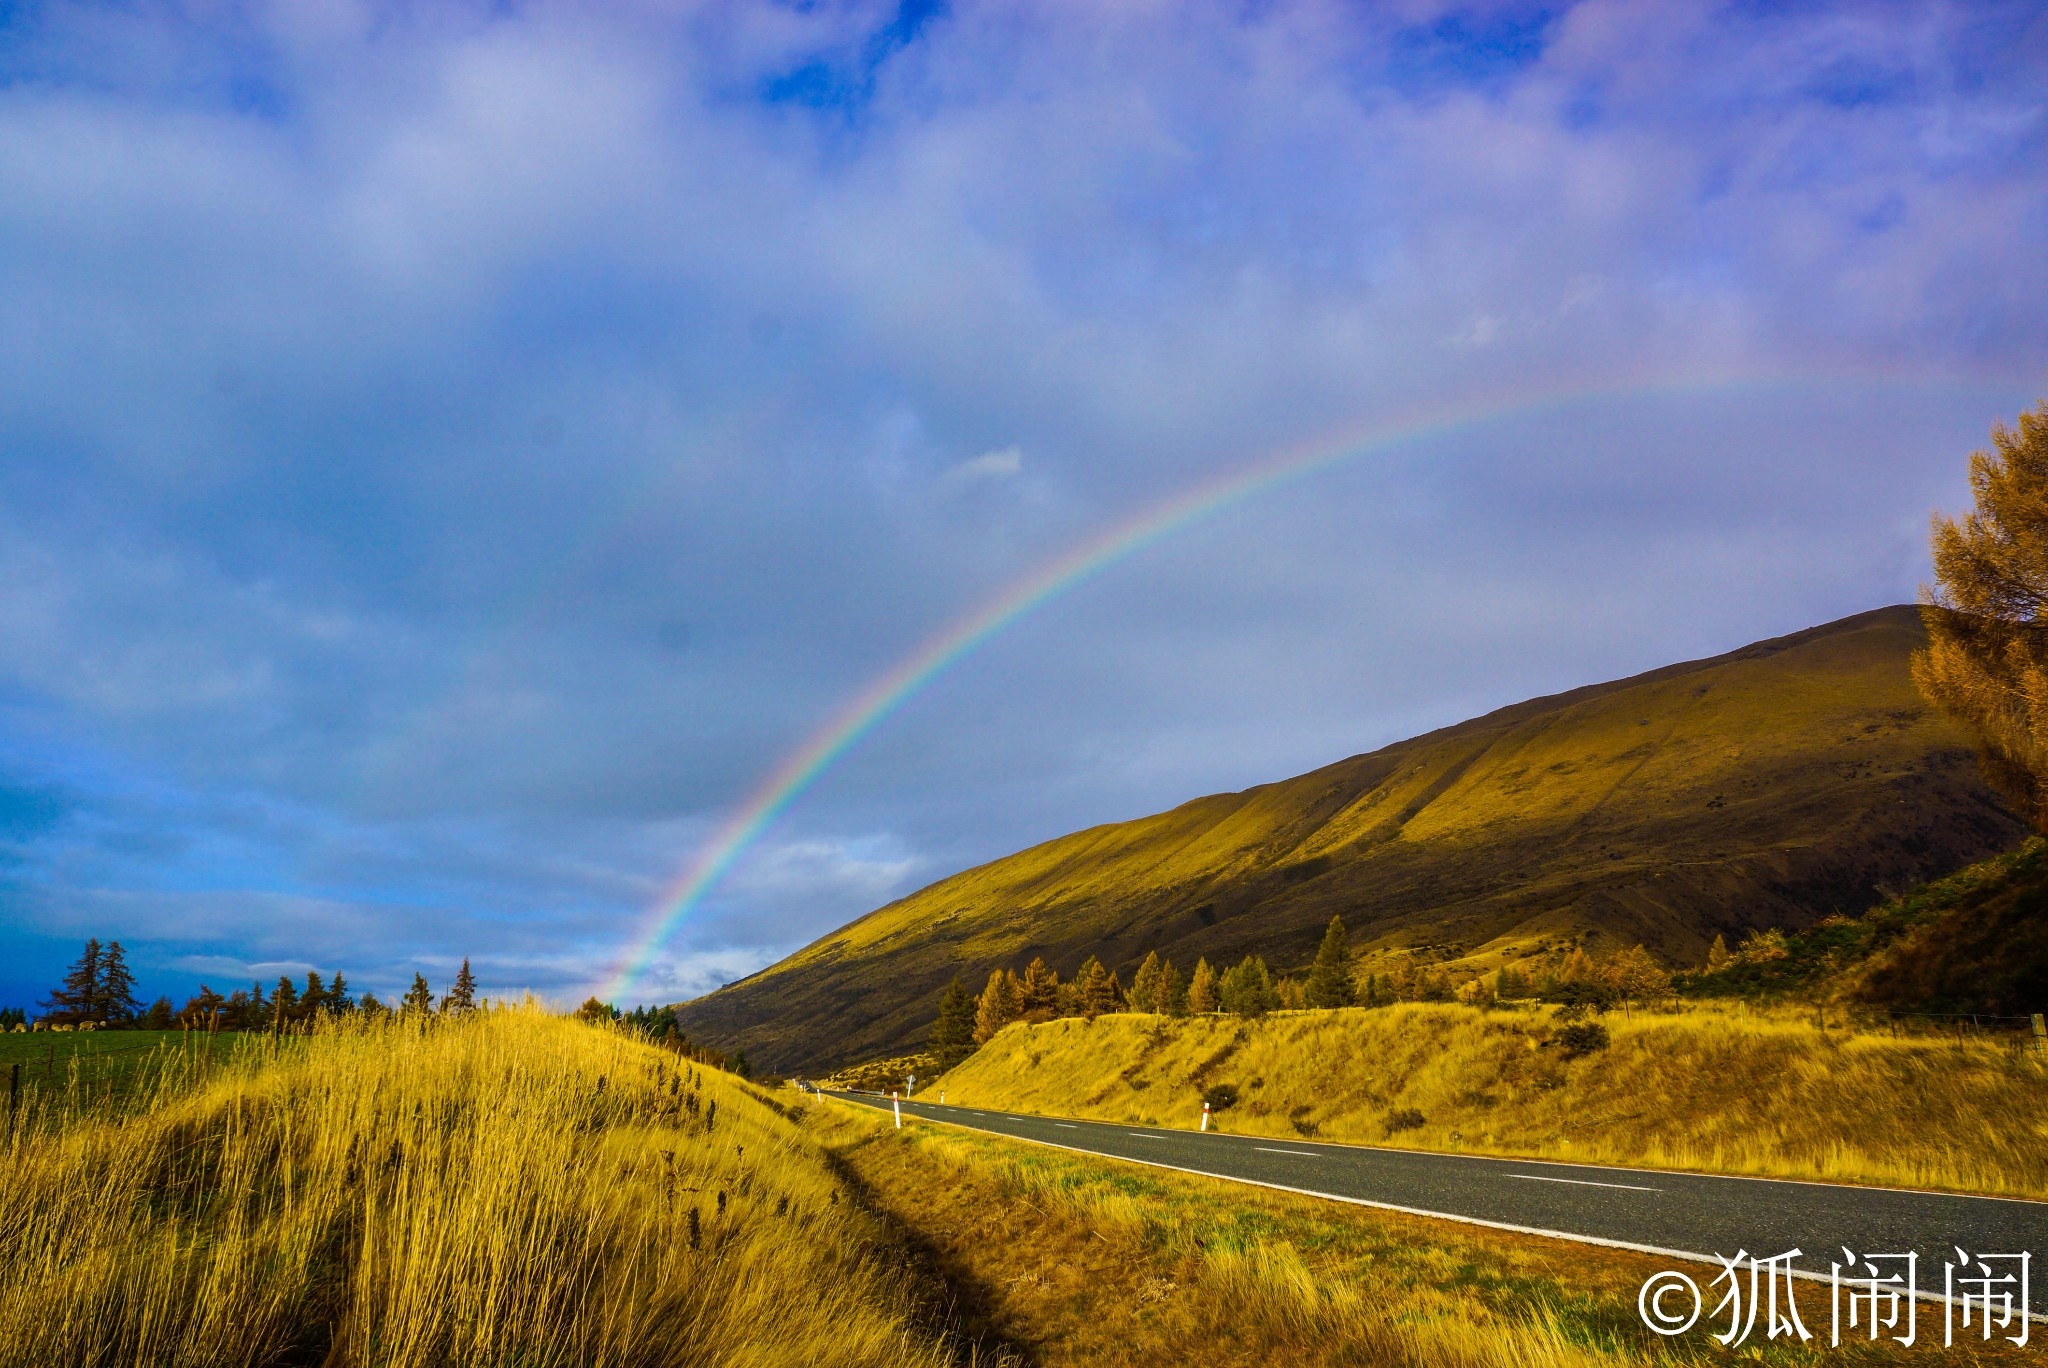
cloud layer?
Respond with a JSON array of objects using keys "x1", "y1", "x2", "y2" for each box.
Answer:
[{"x1": 0, "y1": 0, "x2": 2043, "y2": 1008}]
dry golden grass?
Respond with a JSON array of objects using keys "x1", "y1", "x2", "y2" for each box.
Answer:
[
  {"x1": 836, "y1": 1104, "x2": 2019, "y2": 1366},
  {"x1": 940, "y1": 1001, "x2": 2048, "y2": 1198},
  {"x1": 0, "y1": 1007, "x2": 981, "y2": 1368}
]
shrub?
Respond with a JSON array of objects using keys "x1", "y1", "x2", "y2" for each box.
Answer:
[
  {"x1": 1202, "y1": 1083, "x2": 1238, "y2": 1113},
  {"x1": 1384, "y1": 1107, "x2": 1425, "y2": 1135},
  {"x1": 1555, "y1": 1021, "x2": 1610, "y2": 1059}
]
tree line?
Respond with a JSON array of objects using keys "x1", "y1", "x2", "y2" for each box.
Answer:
[
  {"x1": 927, "y1": 915, "x2": 1682, "y2": 1068},
  {"x1": 19, "y1": 938, "x2": 485, "y2": 1030}
]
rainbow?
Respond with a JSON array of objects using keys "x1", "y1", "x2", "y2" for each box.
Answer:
[{"x1": 597, "y1": 368, "x2": 2020, "y2": 1000}]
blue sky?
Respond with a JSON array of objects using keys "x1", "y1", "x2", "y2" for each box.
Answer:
[{"x1": 0, "y1": 0, "x2": 2044, "y2": 1012}]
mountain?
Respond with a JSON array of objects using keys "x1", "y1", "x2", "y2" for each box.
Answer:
[{"x1": 674, "y1": 606, "x2": 2024, "y2": 1072}]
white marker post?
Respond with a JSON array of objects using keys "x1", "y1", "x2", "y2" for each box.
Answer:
[
  {"x1": 1200, "y1": 1102, "x2": 1210, "y2": 1133},
  {"x1": 892, "y1": 1091, "x2": 902, "y2": 1128}
]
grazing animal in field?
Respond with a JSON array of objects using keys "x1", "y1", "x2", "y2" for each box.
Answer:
[
  {"x1": 29, "y1": 1022, "x2": 45, "y2": 1033},
  {"x1": 51, "y1": 1024, "x2": 73, "y2": 1033},
  {"x1": 10, "y1": 1023, "x2": 24, "y2": 1033},
  {"x1": 78, "y1": 1021, "x2": 97, "y2": 1032}
]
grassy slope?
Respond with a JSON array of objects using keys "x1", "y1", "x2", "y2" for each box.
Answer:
[
  {"x1": 0, "y1": 1010, "x2": 983, "y2": 1367},
  {"x1": 680, "y1": 606, "x2": 2022, "y2": 1071},
  {"x1": 834, "y1": 1102, "x2": 2019, "y2": 1366},
  {"x1": 1680, "y1": 836, "x2": 2048, "y2": 1016},
  {"x1": 937, "y1": 1005, "x2": 2048, "y2": 1198}
]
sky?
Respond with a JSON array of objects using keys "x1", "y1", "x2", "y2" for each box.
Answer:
[{"x1": 0, "y1": 0, "x2": 2044, "y2": 1014}]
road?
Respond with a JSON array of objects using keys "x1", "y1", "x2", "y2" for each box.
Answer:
[{"x1": 829, "y1": 1091, "x2": 2048, "y2": 1289}]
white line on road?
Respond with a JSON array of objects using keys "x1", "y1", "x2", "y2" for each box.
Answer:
[
  {"x1": 1054, "y1": 1123, "x2": 1079, "y2": 1129},
  {"x1": 1255, "y1": 1147, "x2": 1320, "y2": 1157},
  {"x1": 1127, "y1": 1132, "x2": 1166, "y2": 1140},
  {"x1": 1508, "y1": 1174, "x2": 1661, "y2": 1192}
]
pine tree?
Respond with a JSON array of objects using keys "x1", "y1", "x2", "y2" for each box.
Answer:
[
  {"x1": 303, "y1": 971, "x2": 327, "y2": 1017},
  {"x1": 96, "y1": 940, "x2": 140, "y2": 1024},
  {"x1": 973, "y1": 968, "x2": 1020, "y2": 1044},
  {"x1": 1219, "y1": 956, "x2": 1277, "y2": 1017},
  {"x1": 1128, "y1": 951, "x2": 1164, "y2": 1013},
  {"x1": 327, "y1": 972, "x2": 354, "y2": 1013},
  {"x1": 144, "y1": 996, "x2": 175, "y2": 1029},
  {"x1": 1705, "y1": 933, "x2": 1731, "y2": 972},
  {"x1": 442, "y1": 959, "x2": 477, "y2": 1015},
  {"x1": 1913, "y1": 396, "x2": 2048, "y2": 829},
  {"x1": 1020, "y1": 957, "x2": 1060, "y2": 1021},
  {"x1": 183, "y1": 985, "x2": 226, "y2": 1029},
  {"x1": 1159, "y1": 959, "x2": 1185, "y2": 1015},
  {"x1": 1186, "y1": 957, "x2": 1219, "y2": 1014},
  {"x1": 248, "y1": 980, "x2": 270, "y2": 1031},
  {"x1": 401, "y1": 973, "x2": 435, "y2": 1017},
  {"x1": 930, "y1": 977, "x2": 977, "y2": 1067},
  {"x1": 274, "y1": 975, "x2": 301, "y2": 1025},
  {"x1": 1304, "y1": 915, "x2": 1356, "y2": 1009},
  {"x1": 1077, "y1": 959, "x2": 1116, "y2": 1019},
  {"x1": 732, "y1": 1049, "x2": 752, "y2": 1080},
  {"x1": 40, "y1": 938, "x2": 102, "y2": 1026}
]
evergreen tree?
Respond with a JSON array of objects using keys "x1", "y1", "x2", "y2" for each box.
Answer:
[
  {"x1": 1077, "y1": 958, "x2": 1117, "y2": 1019},
  {"x1": 1275, "y1": 975, "x2": 1305, "y2": 1010},
  {"x1": 97, "y1": 940, "x2": 140, "y2": 1024},
  {"x1": 1494, "y1": 966, "x2": 1530, "y2": 1000},
  {"x1": 731, "y1": 1049, "x2": 752, "y2": 1080},
  {"x1": 359, "y1": 992, "x2": 387, "y2": 1020},
  {"x1": 1127, "y1": 951, "x2": 1164, "y2": 1013},
  {"x1": 327, "y1": 973, "x2": 354, "y2": 1013},
  {"x1": 1913, "y1": 396, "x2": 2048, "y2": 828},
  {"x1": 930, "y1": 977, "x2": 977, "y2": 1067},
  {"x1": 182, "y1": 985, "x2": 226, "y2": 1029},
  {"x1": 1705, "y1": 933, "x2": 1731, "y2": 972},
  {"x1": 1020, "y1": 957, "x2": 1060, "y2": 1021},
  {"x1": 303, "y1": 971, "x2": 327, "y2": 1017},
  {"x1": 442, "y1": 959, "x2": 477, "y2": 1015},
  {"x1": 1186, "y1": 957, "x2": 1220, "y2": 1014},
  {"x1": 1160, "y1": 959, "x2": 1186, "y2": 1016},
  {"x1": 972, "y1": 968, "x2": 1020, "y2": 1044},
  {"x1": 144, "y1": 996, "x2": 175, "y2": 1029},
  {"x1": 1303, "y1": 915, "x2": 1356, "y2": 1009},
  {"x1": 1219, "y1": 956, "x2": 1277, "y2": 1017},
  {"x1": 248, "y1": 981, "x2": 270, "y2": 1030},
  {"x1": 40, "y1": 938, "x2": 102, "y2": 1025},
  {"x1": 401, "y1": 973, "x2": 435, "y2": 1017},
  {"x1": 274, "y1": 975, "x2": 301, "y2": 1024}
]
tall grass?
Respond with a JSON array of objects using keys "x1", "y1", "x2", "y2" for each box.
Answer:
[
  {"x1": 850, "y1": 1112, "x2": 1910, "y2": 1367},
  {"x1": 0, "y1": 1007, "x2": 962, "y2": 1367},
  {"x1": 940, "y1": 1002, "x2": 2048, "y2": 1196}
]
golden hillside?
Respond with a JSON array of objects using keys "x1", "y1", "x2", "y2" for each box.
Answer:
[{"x1": 678, "y1": 606, "x2": 2021, "y2": 1071}]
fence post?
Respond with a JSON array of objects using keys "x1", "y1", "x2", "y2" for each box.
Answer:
[
  {"x1": 2033, "y1": 1013, "x2": 2045, "y2": 1057},
  {"x1": 892, "y1": 1091, "x2": 901, "y2": 1129}
]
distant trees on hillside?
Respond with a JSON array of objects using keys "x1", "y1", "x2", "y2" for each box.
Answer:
[
  {"x1": 1914, "y1": 395, "x2": 2048, "y2": 830},
  {"x1": 21, "y1": 937, "x2": 393, "y2": 1032},
  {"x1": 940, "y1": 914, "x2": 1696, "y2": 1068}
]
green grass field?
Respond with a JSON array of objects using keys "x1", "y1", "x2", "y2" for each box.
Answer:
[{"x1": 0, "y1": 1028, "x2": 243, "y2": 1107}]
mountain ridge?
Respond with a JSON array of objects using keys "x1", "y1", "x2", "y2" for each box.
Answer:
[{"x1": 675, "y1": 605, "x2": 2024, "y2": 1071}]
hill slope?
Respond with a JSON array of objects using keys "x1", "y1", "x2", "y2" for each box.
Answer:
[{"x1": 678, "y1": 606, "x2": 2023, "y2": 1071}]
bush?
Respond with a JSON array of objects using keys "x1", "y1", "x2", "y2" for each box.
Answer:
[
  {"x1": 1383, "y1": 1107, "x2": 1425, "y2": 1134},
  {"x1": 1556, "y1": 1021, "x2": 1611, "y2": 1059},
  {"x1": 1202, "y1": 1083, "x2": 1238, "y2": 1113}
]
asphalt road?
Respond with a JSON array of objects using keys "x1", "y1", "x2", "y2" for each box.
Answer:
[{"x1": 828, "y1": 1091, "x2": 2048, "y2": 1283}]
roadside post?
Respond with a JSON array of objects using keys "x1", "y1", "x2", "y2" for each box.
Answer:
[
  {"x1": 2033, "y1": 1013, "x2": 2045, "y2": 1056},
  {"x1": 892, "y1": 1091, "x2": 902, "y2": 1128},
  {"x1": 1200, "y1": 1102, "x2": 1210, "y2": 1132}
]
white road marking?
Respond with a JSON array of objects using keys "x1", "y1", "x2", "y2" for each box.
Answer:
[
  {"x1": 1127, "y1": 1132, "x2": 1166, "y2": 1140},
  {"x1": 1508, "y1": 1173, "x2": 1661, "y2": 1192},
  {"x1": 1255, "y1": 1147, "x2": 1320, "y2": 1157},
  {"x1": 1054, "y1": 1123, "x2": 1079, "y2": 1129}
]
